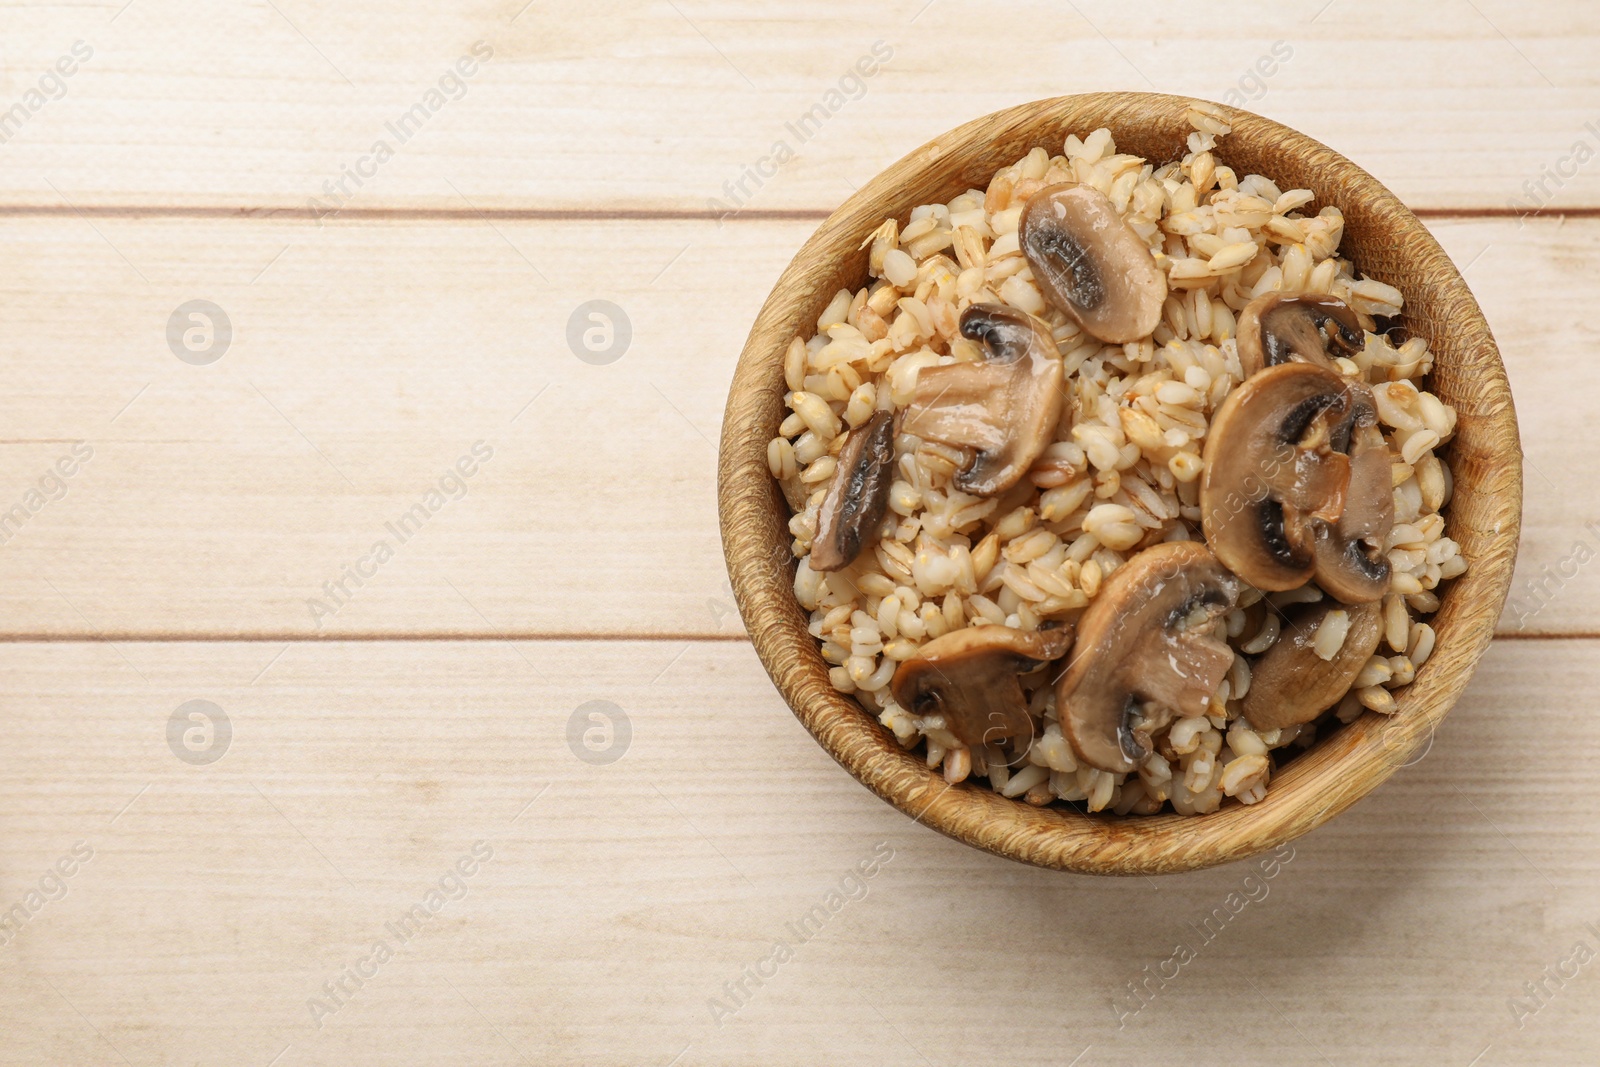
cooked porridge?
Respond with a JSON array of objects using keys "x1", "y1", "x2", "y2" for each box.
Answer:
[{"x1": 769, "y1": 103, "x2": 1462, "y2": 815}]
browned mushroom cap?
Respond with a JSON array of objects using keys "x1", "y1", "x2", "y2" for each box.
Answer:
[
  {"x1": 1200, "y1": 363, "x2": 1393, "y2": 602},
  {"x1": 1243, "y1": 600, "x2": 1382, "y2": 730},
  {"x1": 1056, "y1": 541, "x2": 1239, "y2": 774},
  {"x1": 809, "y1": 409, "x2": 895, "y2": 572},
  {"x1": 890, "y1": 624, "x2": 1074, "y2": 748},
  {"x1": 1019, "y1": 183, "x2": 1165, "y2": 344},
  {"x1": 900, "y1": 303, "x2": 1064, "y2": 497},
  {"x1": 1237, "y1": 292, "x2": 1364, "y2": 377}
]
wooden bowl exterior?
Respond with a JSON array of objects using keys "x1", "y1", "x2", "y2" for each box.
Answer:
[{"x1": 717, "y1": 93, "x2": 1522, "y2": 875}]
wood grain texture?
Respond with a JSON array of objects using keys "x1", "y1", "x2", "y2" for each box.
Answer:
[
  {"x1": 0, "y1": 0, "x2": 1595, "y2": 212},
  {"x1": 0, "y1": 211, "x2": 1584, "y2": 639},
  {"x1": 719, "y1": 93, "x2": 1521, "y2": 874},
  {"x1": 0, "y1": 638, "x2": 1595, "y2": 1065},
  {"x1": 0, "y1": 215, "x2": 757, "y2": 639},
  {"x1": 0, "y1": 2, "x2": 1587, "y2": 1061}
]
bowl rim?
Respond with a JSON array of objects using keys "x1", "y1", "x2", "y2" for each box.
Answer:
[{"x1": 718, "y1": 92, "x2": 1522, "y2": 875}]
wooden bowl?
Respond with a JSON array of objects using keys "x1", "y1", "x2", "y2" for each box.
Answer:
[{"x1": 717, "y1": 93, "x2": 1521, "y2": 875}]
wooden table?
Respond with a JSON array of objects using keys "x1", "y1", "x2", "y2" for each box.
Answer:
[{"x1": 0, "y1": 2, "x2": 1592, "y2": 1063}]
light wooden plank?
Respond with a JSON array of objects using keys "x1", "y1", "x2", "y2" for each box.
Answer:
[
  {"x1": 0, "y1": 637, "x2": 1594, "y2": 1065},
  {"x1": 0, "y1": 0, "x2": 1596, "y2": 212},
  {"x1": 1438, "y1": 217, "x2": 1600, "y2": 637},
  {"x1": 0, "y1": 212, "x2": 1581, "y2": 637},
  {"x1": 0, "y1": 213, "x2": 752, "y2": 638}
]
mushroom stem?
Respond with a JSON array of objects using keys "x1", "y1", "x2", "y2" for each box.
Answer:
[
  {"x1": 890, "y1": 624, "x2": 1074, "y2": 748},
  {"x1": 901, "y1": 304, "x2": 1065, "y2": 497}
]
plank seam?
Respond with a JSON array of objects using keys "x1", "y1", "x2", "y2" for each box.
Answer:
[
  {"x1": 0, "y1": 631, "x2": 1580, "y2": 644},
  {"x1": 0, "y1": 205, "x2": 834, "y2": 222},
  {"x1": 0, "y1": 631, "x2": 756, "y2": 643},
  {"x1": 0, "y1": 205, "x2": 1574, "y2": 222}
]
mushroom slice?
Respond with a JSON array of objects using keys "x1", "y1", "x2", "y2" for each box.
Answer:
[
  {"x1": 1314, "y1": 405, "x2": 1394, "y2": 602},
  {"x1": 1237, "y1": 292, "x2": 1364, "y2": 377},
  {"x1": 1200, "y1": 363, "x2": 1392, "y2": 602},
  {"x1": 890, "y1": 624, "x2": 1073, "y2": 748},
  {"x1": 809, "y1": 410, "x2": 896, "y2": 572},
  {"x1": 900, "y1": 303, "x2": 1064, "y2": 497},
  {"x1": 1243, "y1": 600, "x2": 1382, "y2": 730},
  {"x1": 1019, "y1": 183, "x2": 1165, "y2": 344},
  {"x1": 1056, "y1": 542, "x2": 1239, "y2": 774}
]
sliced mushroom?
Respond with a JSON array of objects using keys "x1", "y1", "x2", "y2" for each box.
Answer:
[
  {"x1": 809, "y1": 409, "x2": 895, "y2": 572},
  {"x1": 890, "y1": 624, "x2": 1074, "y2": 748},
  {"x1": 1313, "y1": 409, "x2": 1394, "y2": 602},
  {"x1": 1019, "y1": 183, "x2": 1165, "y2": 344},
  {"x1": 1243, "y1": 600, "x2": 1382, "y2": 730},
  {"x1": 1237, "y1": 292, "x2": 1364, "y2": 377},
  {"x1": 1056, "y1": 542, "x2": 1239, "y2": 774},
  {"x1": 900, "y1": 303, "x2": 1064, "y2": 497},
  {"x1": 1200, "y1": 363, "x2": 1393, "y2": 602}
]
